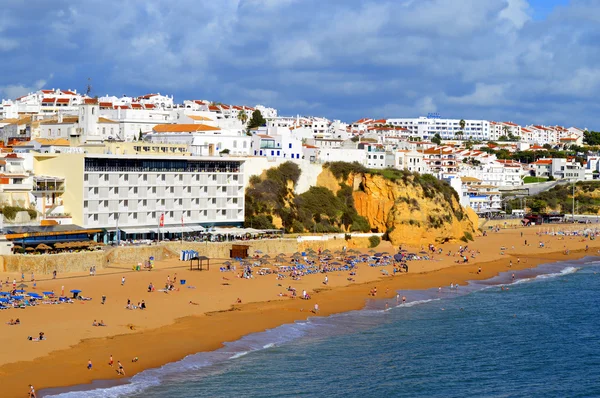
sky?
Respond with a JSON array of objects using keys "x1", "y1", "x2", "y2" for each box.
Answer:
[{"x1": 0, "y1": 0, "x2": 598, "y2": 128}]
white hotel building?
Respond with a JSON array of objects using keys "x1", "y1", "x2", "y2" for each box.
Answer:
[
  {"x1": 34, "y1": 153, "x2": 245, "y2": 242},
  {"x1": 386, "y1": 116, "x2": 490, "y2": 140}
]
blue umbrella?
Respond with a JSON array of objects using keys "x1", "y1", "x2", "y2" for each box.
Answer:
[
  {"x1": 42, "y1": 291, "x2": 54, "y2": 295},
  {"x1": 27, "y1": 292, "x2": 41, "y2": 297},
  {"x1": 14, "y1": 289, "x2": 26, "y2": 293},
  {"x1": 0, "y1": 292, "x2": 9, "y2": 296},
  {"x1": 393, "y1": 254, "x2": 403, "y2": 261},
  {"x1": 0, "y1": 298, "x2": 8, "y2": 303},
  {"x1": 70, "y1": 289, "x2": 82, "y2": 294},
  {"x1": 11, "y1": 295, "x2": 24, "y2": 300}
]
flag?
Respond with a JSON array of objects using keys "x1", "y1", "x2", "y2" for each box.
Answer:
[
  {"x1": 159, "y1": 213, "x2": 164, "y2": 227},
  {"x1": 181, "y1": 214, "x2": 184, "y2": 227}
]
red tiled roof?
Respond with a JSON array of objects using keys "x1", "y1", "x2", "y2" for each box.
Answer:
[
  {"x1": 61, "y1": 90, "x2": 76, "y2": 95},
  {"x1": 99, "y1": 102, "x2": 113, "y2": 108},
  {"x1": 131, "y1": 103, "x2": 142, "y2": 109},
  {"x1": 209, "y1": 105, "x2": 220, "y2": 111},
  {"x1": 84, "y1": 98, "x2": 98, "y2": 105},
  {"x1": 56, "y1": 98, "x2": 70, "y2": 104},
  {"x1": 145, "y1": 104, "x2": 155, "y2": 109},
  {"x1": 502, "y1": 121, "x2": 518, "y2": 126},
  {"x1": 41, "y1": 98, "x2": 55, "y2": 103},
  {"x1": 41, "y1": 90, "x2": 54, "y2": 94}
]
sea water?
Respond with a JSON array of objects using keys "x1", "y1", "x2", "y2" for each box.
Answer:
[{"x1": 42, "y1": 258, "x2": 600, "y2": 397}]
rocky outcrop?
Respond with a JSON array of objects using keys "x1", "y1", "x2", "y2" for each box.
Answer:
[{"x1": 318, "y1": 168, "x2": 478, "y2": 246}]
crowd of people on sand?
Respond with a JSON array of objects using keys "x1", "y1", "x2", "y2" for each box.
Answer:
[{"x1": 125, "y1": 298, "x2": 147, "y2": 310}]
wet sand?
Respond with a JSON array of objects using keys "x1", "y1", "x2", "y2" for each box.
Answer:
[{"x1": 0, "y1": 225, "x2": 597, "y2": 397}]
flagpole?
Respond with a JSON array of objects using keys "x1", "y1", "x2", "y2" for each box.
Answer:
[{"x1": 181, "y1": 214, "x2": 184, "y2": 245}]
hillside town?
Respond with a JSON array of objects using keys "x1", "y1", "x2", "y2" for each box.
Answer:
[{"x1": 0, "y1": 88, "x2": 596, "y2": 250}]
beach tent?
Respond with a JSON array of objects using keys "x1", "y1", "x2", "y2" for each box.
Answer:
[{"x1": 70, "y1": 289, "x2": 82, "y2": 299}]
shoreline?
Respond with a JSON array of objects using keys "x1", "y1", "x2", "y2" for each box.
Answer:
[
  {"x1": 1, "y1": 227, "x2": 598, "y2": 397},
  {"x1": 42, "y1": 253, "x2": 593, "y2": 397}
]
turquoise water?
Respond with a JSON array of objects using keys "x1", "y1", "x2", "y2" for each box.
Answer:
[{"x1": 43, "y1": 258, "x2": 600, "y2": 397}]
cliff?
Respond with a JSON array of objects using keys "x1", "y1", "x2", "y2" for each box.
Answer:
[
  {"x1": 246, "y1": 161, "x2": 478, "y2": 246},
  {"x1": 319, "y1": 164, "x2": 478, "y2": 246}
]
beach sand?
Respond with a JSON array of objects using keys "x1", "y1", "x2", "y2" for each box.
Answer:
[{"x1": 0, "y1": 225, "x2": 597, "y2": 396}]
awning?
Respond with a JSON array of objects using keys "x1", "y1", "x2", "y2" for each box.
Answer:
[
  {"x1": 121, "y1": 228, "x2": 153, "y2": 235},
  {"x1": 164, "y1": 226, "x2": 192, "y2": 234},
  {"x1": 187, "y1": 225, "x2": 206, "y2": 232}
]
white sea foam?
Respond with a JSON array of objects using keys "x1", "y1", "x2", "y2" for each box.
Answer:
[
  {"x1": 512, "y1": 266, "x2": 579, "y2": 285},
  {"x1": 229, "y1": 351, "x2": 249, "y2": 360}
]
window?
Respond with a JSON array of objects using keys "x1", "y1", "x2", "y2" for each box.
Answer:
[
  {"x1": 288, "y1": 143, "x2": 292, "y2": 149},
  {"x1": 93, "y1": 187, "x2": 98, "y2": 195},
  {"x1": 104, "y1": 174, "x2": 109, "y2": 182},
  {"x1": 84, "y1": 201, "x2": 88, "y2": 208},
  {"x1": 124, "y1": 174, "x2": 129, "y2": 181},
  {"x1": 133, "y1": 187, "x2": 138, "y2": 194},
  {"x1": 161, "y1": 199, "x2": 165, "y2": 206},
  {"x1": 143, "y1": 175, "x2": 148, "y2": 182},
  {"x1": 123, "y1": 200, "x2": 128, "y2": 207},
  {"x1": 114, "y1": 187, "x2": 118, "y2": 194},
  {"x1": 93, "y1": 214, "x2": 98, "y2": 221},
  {"x1": 143, "y1": 200, "x2": 147, "y2": 206},
  {"x1": 84, "y1": 174, "x2": 88, "y2": 182},
  {"x1": 133, "y1": 213, "x2": 138, "y2": 220}
]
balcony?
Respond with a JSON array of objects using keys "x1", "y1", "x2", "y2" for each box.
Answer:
[{"x1": 33, "y1": 176, "x2": 65, "y2": 193}]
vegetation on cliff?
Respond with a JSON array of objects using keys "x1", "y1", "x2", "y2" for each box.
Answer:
[
  {"x1": 245, "y1": 162, "x2": 371, "y2": 233},
  {"x1": 245, "y1": 161, "x2": 476, "y2": 244},
  {"x1": 509, "y1": 181, "x2": 600, "y2": 214}
]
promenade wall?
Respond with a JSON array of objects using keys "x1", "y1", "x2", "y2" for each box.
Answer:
[{"x1": 0, "y1": 235, "x2": 375, "y2": 274}]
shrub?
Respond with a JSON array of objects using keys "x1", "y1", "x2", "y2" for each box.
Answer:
[
  {"x1": 291, "y1": 220, "x2": 305, "y2": 233},
  {"x1": 324, "y1": 161, "x2": 368, "y2": 180},
  {"x1": 344, "y1": 234, "x2": 351, "y2": 241},
  {"x1": 369, "y1": 235, "x2": 381, "y2": 248},
  {"x1": 460, "y1": 236, "x2": 469, "y2": 243},
  {"x1": 0, "y1": 206, "x2": 37, "y2": 221},
  {"x1": 464, "y1": 231, "x2": 474, "y2": 241},
  {"x1": 350, "y1": 215, "x2": 371, "y2": 232},
  {"x1": 249, "y1": 175, "x2": 261, "y2": 185},
  {"x1": 219, "y1": 148, "x2": 230, "y2": 155}
]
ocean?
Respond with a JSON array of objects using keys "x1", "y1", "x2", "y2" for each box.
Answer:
[{"x1": 42, "y1": 258, "x2": 600, "y2": 398}]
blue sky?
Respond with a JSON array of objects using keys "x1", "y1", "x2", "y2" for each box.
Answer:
[{"x1": 1, "y1": 0, "x2": 599, "y2": 128}]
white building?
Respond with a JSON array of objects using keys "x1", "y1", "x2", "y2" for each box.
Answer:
[
  {"x1": 33, "y1": 153, "x2": 246, "y2": 241},
  {"x1": 386, "y1": 116, "x2": 490, "y2": 140},
  {"x1": 146, "y1": 124, "x2": 251, "y2": 156}
]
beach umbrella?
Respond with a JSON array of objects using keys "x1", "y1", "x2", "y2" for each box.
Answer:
[
  {"x1": 0, "y1": 292, "x2": 9, "y2": 296},
  {"x1": 17, "y1": 283, "x2": 28, "y2": 288},
  {"x1": 70, "y1": 289, "x2": 82, "y2": 294},
  {"x1": 374, "y1": 252, "x2": 383, "y2": 257},
  {"x1": 393, "y1": 254, "x2": 403, "y2": 261},
  {"x1": 53, "y1": 242, "x2": 65, "y2": 248},
  {"x1": 12, "y1": 244, "x2": 21, "y2": 249},
  {"x1": 368, "y1": 249, "x2": 376, "y2": 253},
  {"x1": 25, "y1": 247, "x2": 34, "y2": 252},
  {"x1": 223, "y1": 261, "x2": 232, "y2": 266},
  {"x1": 27, "y1": 292, "x2": 41, "y2": 297},
  {"x1": 35, "y1": 243, "x2": 51, "y2": 251},
  {"x1": 42, "y1": 291, "x2": 54, "y2": 296},
  {"x1": 419, "y1": 251, "x2": 427, "y2": 255},
  {"x1": 400, "y1": 249, "x2": 408, "y2": 253},
  {"x1": 11, "y1": 295, "x2": 24, "y2": 300},
  {"x1": 262, "y1": 254, "x2": 270, "y2": 259},
  {"x1": 0, "y1": 298, "x2": 8, "y2": 303},
  {"x1": 254, "y1": 250, "x2": 263, "y2": 254},
  {"x1": 14, "y1": 289, "x2": 26, "y2": 293}
]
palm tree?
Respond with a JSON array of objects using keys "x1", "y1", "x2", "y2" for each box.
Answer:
[
  {"x1": 238, "y1": 110, "x2": 248, "y2": 125},
  {"x1": 459, "y1": 119, "x2": 466, "y2": 130}
]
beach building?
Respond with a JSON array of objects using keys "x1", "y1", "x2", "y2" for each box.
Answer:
[{"x1": 33, "y1": 153, "x2": 245, "y2": 242}]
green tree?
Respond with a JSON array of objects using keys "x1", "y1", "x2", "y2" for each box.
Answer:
[
  {"x1": 238, "y1": 110, "x2": 248, "y2": 124},
  {"x1": 459, "y1": 119, "x2": 466, "y2": 130},
  {"x1": 247, "y1": 110, "x2": 266, "y2": 132},
  {"x1": 431, "y1": 133, "x2": 442, "y2": 145},
  {"x1": 583, "y1": 130, "x2": 600, "y2": 146},
  {"x1": 456, "y1": 130, "x2": 464, "y2": 140}
]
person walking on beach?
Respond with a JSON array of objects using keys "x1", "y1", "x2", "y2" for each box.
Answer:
[
  {"x1": 323, "y1": 275, "x2": 328, "y2": 285},
  {"x1": 117, "y1": 361, "x2": 125, "y2": 375},
  {"x1": 313, "y1": 303, "x2": 319, "y2": 314},
  {"x1": 121, "y1": 276, "x2": 126, "y2": 286},
  {"x1": 87, "y1": 359, "x2": 92, "y2": 370},
  {"x1": 28, "y1": 384, "x2": 37, "y2": 398},
  {"x1": 53, "y1": 270, "x2": 57, "y2": 279},
  {"x1": 109, "y1": 354, "x2": 114, "y2": 367}
]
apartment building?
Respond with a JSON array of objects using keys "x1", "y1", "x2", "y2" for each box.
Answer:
[
  {"x1": 33, "y1": 153, "x2": 245, "y2": 242},
  {"x1": 386, "y1": 116, "x2": 490, "y2": 140}
]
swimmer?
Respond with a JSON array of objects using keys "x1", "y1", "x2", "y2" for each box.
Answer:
[{"x1": 402, "y1": 296, "x2": 406, "y2": 304}]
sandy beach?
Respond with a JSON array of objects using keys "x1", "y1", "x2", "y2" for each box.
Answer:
[{"x1": 1, "y1": 225, "x2": 598, "y2": 397}]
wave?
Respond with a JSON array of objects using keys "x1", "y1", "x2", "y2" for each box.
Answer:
[
  {"x1": 43, "y1": 261, "x2": 591, "y2": 398},
  {"x1": 512, "y1": 266, "x2": 579, "y2": 285}
]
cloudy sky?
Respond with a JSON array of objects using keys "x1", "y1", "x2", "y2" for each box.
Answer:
[{"x1": 1, "y1": 0, "x2": 597, "y2": 127}]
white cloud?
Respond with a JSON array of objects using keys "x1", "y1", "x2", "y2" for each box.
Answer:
[{"x1": 0, "y1": 79, "x2": 48, "y2": 99}]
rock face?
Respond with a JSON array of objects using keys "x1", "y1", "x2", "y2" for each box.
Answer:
[{"x1": 318, "y1": 169, "x2": 478, "y2": 246}]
